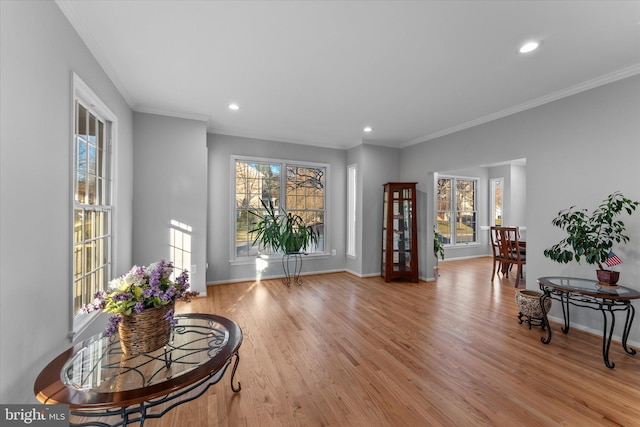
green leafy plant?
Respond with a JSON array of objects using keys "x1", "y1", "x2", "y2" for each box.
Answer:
[
  {"x1": 543, "y1": 192, "x2": 639, "y2": 270},
  {"x1": 434, "y1": 228, "x2": 445, "y2": 261},
  {"x1": 249, "y1": 199, "x2": 319, "y2": 254}
]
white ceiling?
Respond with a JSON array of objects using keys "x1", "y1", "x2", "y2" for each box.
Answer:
[{"x1": 56, "y1": 1, "x2": 640, "y2": 150}]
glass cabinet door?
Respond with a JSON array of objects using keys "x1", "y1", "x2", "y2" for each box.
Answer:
[{"x1": 382, "y1": 183, "x2": 418, "y2": 282}]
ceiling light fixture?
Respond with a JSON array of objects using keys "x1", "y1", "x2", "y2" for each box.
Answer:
[
  {"x1": 363, "y1": 126, "x2": 372, "y2": 133},
  {"x1": 519, "y1": 41, "x2": 540, "y2": 54},
  {"x1": 228, "y1": 103, "x2": 240, "y2": 111}
]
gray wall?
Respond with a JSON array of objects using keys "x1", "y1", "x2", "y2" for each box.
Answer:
[
  {"x1": 0, "y1": 1, "x2": 134, "y2": 403},
  {"x1": 132, "y1": 113, "x2": 208, "y2": 295},
  {"x1": 361, "y1": 145, "x2": 401, "y2": 276},
  {"x1": 510, "y1": 164, "x2": 526, "y2": 230},
  {"x1": 206, "y1": 133, "x2": 347, "y2": 283},
  {"x1": 402, "y1": 74, "x2": 640, "y2": 341}
]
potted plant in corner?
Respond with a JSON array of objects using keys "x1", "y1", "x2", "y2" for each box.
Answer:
[
  {"x1": 433, "y1": 227, "x2": 445, "y2": 278},
  {"x1": 249, "y1": 199, "x2": 319, "y2": 254},
  {"x1": 543, "y1": 191, "x2": 639, "y2": 284}
]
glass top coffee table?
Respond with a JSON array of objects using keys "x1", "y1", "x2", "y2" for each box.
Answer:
[{"x1": 34, "y1": 313, "x2": 242, "y2": 426}]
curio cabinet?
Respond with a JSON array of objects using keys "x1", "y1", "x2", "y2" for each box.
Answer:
[{"x1": 381, "y1": 182, "x2": 418, "y2": 282}]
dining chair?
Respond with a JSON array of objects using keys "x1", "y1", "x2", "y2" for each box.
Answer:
[{"x1": 490, "y1": 226, "x2": 526, "y2": 287}]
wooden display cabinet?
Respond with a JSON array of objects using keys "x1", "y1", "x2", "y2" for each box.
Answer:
[{"x1": 381, "y1": 182, "x2": 419, "y2": 282}]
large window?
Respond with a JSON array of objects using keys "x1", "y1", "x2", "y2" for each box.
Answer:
[
  {"x1": 437, "y1": 176, "x2": 477, "y2": 246},
  {"x1": 490, "y1": 177, "x2": 503, "y2": 226},
  {"x1": 346, "y1": 164, "x2": 357, "y2": 257},
  {"x1": 234, "y1": 157, "x2": 326, "y2": 259},
  {"x1": 72, "y1": 74, "x2": 114, "y2": 329}
]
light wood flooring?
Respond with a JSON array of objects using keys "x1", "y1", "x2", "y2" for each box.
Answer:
[{"x1": 102, "y1": 258, "x2": 640, "y2": 426}]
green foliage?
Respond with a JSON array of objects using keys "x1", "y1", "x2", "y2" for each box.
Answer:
[
  {"x1": 543, "y1": 192, "x2": 639, "y2": 270},
  {"x1": 249, "y1": 199, "x2": 319, "y2": 254},
  {"x1": 434, "y1": 229, "x2": 445, "y2": 260}
]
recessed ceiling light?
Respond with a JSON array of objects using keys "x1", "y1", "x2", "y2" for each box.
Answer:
[
  {"x1": 519, "y1": 41, "x2": 540, "y2": 54},
  {"x1": 363, "y1": 126, "x2": 372, "y2": 133},
  {"x1": 228, "y1": 103, "x2": 240, "y2": 111}
]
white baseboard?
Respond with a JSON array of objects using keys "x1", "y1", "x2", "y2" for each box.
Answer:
[
  {"x1": 547, "y1": 314, "x2": 640, "y2": 350},
  {"x1": 206, "y1": 268, "x2": 347, "y2": 286}
]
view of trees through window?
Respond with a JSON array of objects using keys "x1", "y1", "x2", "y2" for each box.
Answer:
[
  {"x1": 235, "y1": 159, "x2": 325, "y2": 258},
  {"x1": 73, "y1": 102, "x2": 111, "y2": 315},
  {"x1": 437, "y1": 177, "x2": 477, "y2": 245}
]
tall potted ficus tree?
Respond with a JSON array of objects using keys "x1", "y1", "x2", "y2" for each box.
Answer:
[{"x1": 543, "y1": 191, "x2": 639, "y2": 284}]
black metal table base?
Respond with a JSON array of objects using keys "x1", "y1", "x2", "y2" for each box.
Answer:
[
  {"x1": 517, "y1": 312, "x2": 546, "y2": 330},
  {"x1": 70, "y1": 352, "x2": 241, "y2": 427},
  {"x1": 282, "y1": 252, "x2": 303, "y2": 286},
  {"x1": 539, "y1": 289, "x2": 636, "y2": 369}
]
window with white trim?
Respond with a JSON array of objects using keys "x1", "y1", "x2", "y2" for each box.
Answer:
[
  {"x1": 234, "y1": 157, "x2": 326, "y2": 259},
  {"x1": 72, "y1": 75, "x2": 113, "y2": 325},
  {"x1": 346, "y1": 164, "x2": 357, "y2": 257},
  {"x1": 437, "y1": 176, "x2": 478, "y2": 245}
]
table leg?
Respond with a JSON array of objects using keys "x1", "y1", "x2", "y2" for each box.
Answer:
[
  {"x1": 282, "y1": 255, "x2": 291, "y2": 286},
  {"x1": 282, "y1": 253, "x2": 303, "y2": 286},
  {"x1": 601, "y1": 307, "x2": 617, "y2": 369},
  {"x1": 540, "y1": 291, "x2": 552, "y2": 345},
  {"x1": 560, "y1": 292, "x2": 571, "y2": 334},
  {"x1": 621, "y1": 303, "x2": 637, "y2": 356},
  {"x1": 230, "y1": 352, "x2": 242, "y2": 392}
]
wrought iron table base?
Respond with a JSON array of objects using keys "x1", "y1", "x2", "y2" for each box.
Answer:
[
  {"x1": 517, "y1": 312, "x2": 546, "y2": 330},
  {"x1": 539, "y1": 290, "x2": 636, "y2": 369},
  {"x1": 282, "y1": 252, "x2": 303, "y2": 286},
  {"x1": 70, "y1": 352, "x2": 241, "y2": 427}
]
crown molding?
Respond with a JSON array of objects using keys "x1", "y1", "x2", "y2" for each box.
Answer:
[
  {"x1": 207, "y1": 127, "x2": 351, "y2": 150},
  {"x1": 403, "y1": 63, "x2": 640, "y2": 148},
  {"x1": 134, "y1": 107, "x2": 210, "y2": 123},
  {"x1": 55, "y1": 0, "x2": 135, "y2": 108}
]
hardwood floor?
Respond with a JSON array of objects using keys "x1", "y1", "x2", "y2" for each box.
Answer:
[{"x1": 105, "y1": 258, "x2": 640, "y2": 426}]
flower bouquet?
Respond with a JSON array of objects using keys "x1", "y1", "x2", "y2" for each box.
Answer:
[{"x1": 81, "y1": 260, "x2": 198, "y2": 353}]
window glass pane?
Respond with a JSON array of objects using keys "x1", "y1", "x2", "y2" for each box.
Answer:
[
  {"x1": 437, "y1": 178, "x2": 451, "y2": 211},
  {"x1": 88, "y1": 143, "x2": 96, "y2": 174},
  {"x1": 437, "y1": 177, "x2": 477, "y2": 245},
  {"x1": 347, "y1": 164, "x2": 356, "y2": 257},
  {"x1": 235, "y1": 160, "x2": 282, "y2": 257},
  {"x1": 87, "y1": 174, "x2": 96, "y2": 205},
  {"x1": 76, "y1": 139, "x2": 87, "y2": 203},
  {"x1": 73, "y1": 97, "x2": 111, "y2": 318},
  {"x1": 234, "y1": 159, "x2": 325, "y2": 258}
]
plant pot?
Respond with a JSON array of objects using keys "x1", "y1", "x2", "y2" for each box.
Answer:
[
  {"x1": 515, "y1": 290, "x2": 551, "y2": 329},
  {"x1": 596, "y1": 270, "x2": 619, "y2": 285},
  {"x1": 284, "y1": 234, "x2": 304, "y2": 254},
  {"x1": 118, "y1": 302, "x2": 174, "y2": 355}
]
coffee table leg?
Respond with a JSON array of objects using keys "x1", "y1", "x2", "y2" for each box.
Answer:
[
  {"x1": 231, "y1": 352, "x2": 242, "y2": 392},
  {"x1": 621, "y1": 303, "x2": 637, "y2": 356},
  {"x1": 540, "y1": 291, "x2": 552, "y2": 345},
  {"x1": 601, "y1": 307, "x2": 616, "y2": 369}
]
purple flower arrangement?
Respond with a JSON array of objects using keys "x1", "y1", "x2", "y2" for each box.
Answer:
[{"x1": 80, "y1": 260, "x2": 199, "y2": 336}]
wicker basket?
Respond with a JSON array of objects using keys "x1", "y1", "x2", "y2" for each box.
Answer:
[{"x1": 118, "y1": 302, "x2": 174, "y2": 355}]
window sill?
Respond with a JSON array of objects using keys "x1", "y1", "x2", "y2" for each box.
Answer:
[
  {"x1": 445, "y1": 243, "x2": 482, "y2": 249},
  {"x1": 230, "y1": 253, "x2": 330, "y2": 265},
  {"x1": 70, "y1": 310, "x2": 103, "y2": 343}
]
